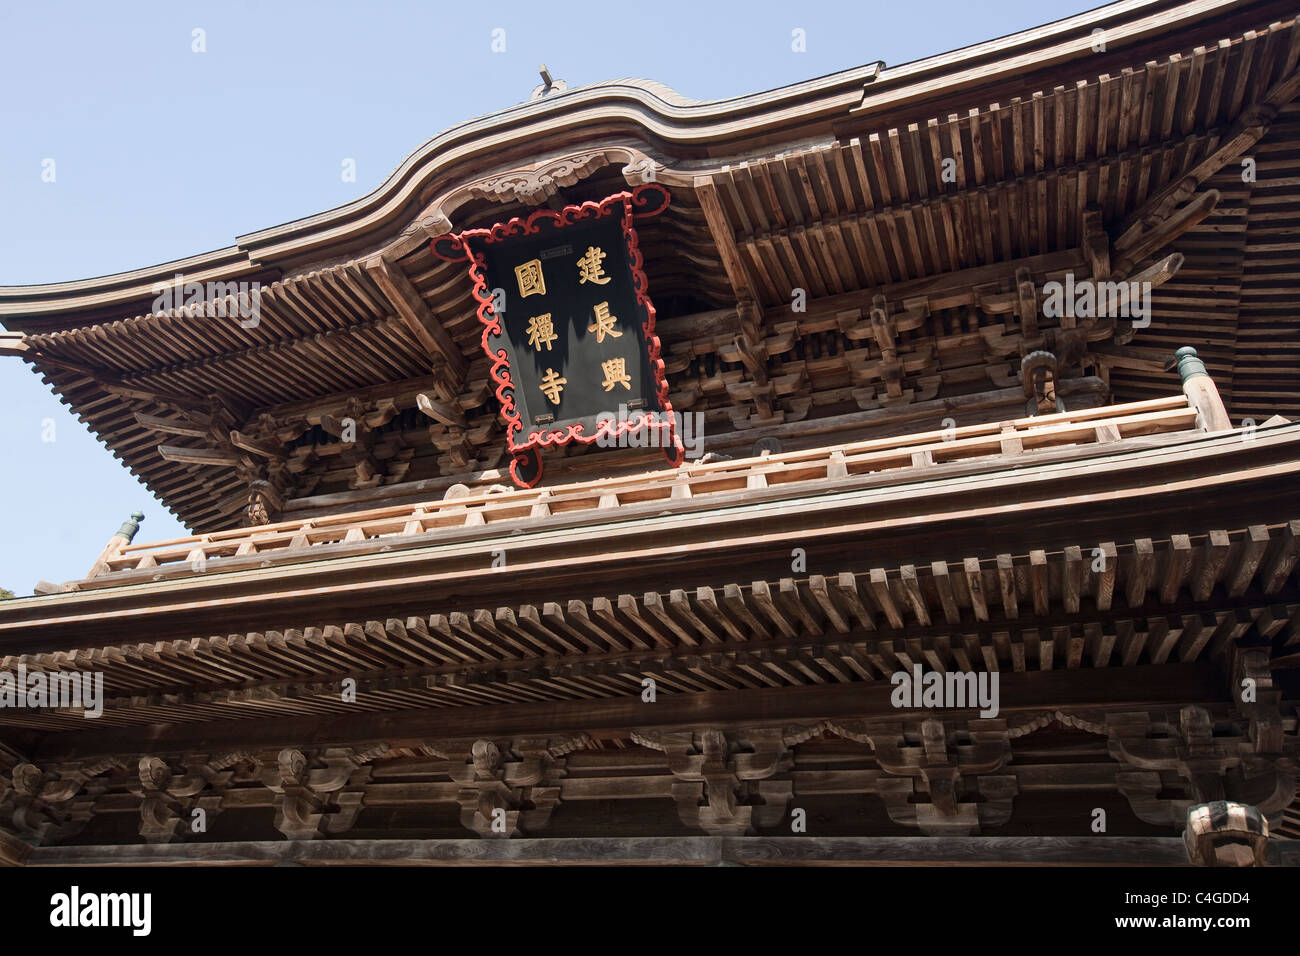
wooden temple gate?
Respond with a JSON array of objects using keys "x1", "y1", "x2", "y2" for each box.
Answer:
[{"x1": 1, "y1": 0, "x2": 1298, "y2": 865}]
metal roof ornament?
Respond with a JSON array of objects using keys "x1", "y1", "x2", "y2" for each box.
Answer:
[{"x1": 530, "y1": 64, "x2": 568, "y2": 101}]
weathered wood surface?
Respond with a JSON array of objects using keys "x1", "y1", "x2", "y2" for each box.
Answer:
[
  {"x1": 85, "y1": 394, "x2": 1201, "y2": 580},
  {"x1": 27, "y1": 836, "x2": 1248, "y2": 867},
  {"x1": 5, "y1": 685, "x2": 1295, "y2": 858},
  {"x1": 12, "y1": 662, "x2": 1229, "y2": 761},
  {"x1": 2, "y1": 423, "x2": 1297, "y2": 673},
  {"x1": 7, "y1": 4, "x2": 1299, "y2": 532}
]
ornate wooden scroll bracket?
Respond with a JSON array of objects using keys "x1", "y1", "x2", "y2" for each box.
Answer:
[
  {"x1": 136, "y1": 753, "x2": 254, "y2": 844},
  {"x1": 1233, "y1": 647, "x2": 1288, "y2": 755},
  {"x1": 437, "y1": 736, "x2": 590, "y2": 838},
  {"x1": 388, "y1": 147, "x2": 683, "y2": 262},
  {"x1": 1108, "y1": 706, "x2": 1296, "y2": 833},
  {"x1": 632, "y1": 727, "x2": 811, "y2": 836},
  {"x1": 417, "y1": 389, "x2": 504, "y2": 475},
  {"x1": 831, "y1": 717, "x2": 1017, "y2": 835},
  {"x1": 261, "y1": 745, "x2": 388, "y2": 840},
  {"x1": 139, "y1": 394, "x2": 308, "y2": 526},
  {"x1": 620, "y1": 152, "x2": 662, "y2": 187},
  {"x1": 469, "y1": 151, "x2": 610, "y2": 208},
  {"x1": 0, "y1": 758, "x2": 123, "y2": 846}
]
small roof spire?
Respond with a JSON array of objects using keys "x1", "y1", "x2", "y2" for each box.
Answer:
[{"x1": 530, "y1": 64, "x2": 567, "y2": 101}]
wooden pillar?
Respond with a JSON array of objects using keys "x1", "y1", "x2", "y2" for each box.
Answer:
[
  {"x1": 84, "y1": 510, "x2": 145, "y2": 579},
  {"x1": 1175, "y1": 347, "x2": 1232, "y2": 433}
]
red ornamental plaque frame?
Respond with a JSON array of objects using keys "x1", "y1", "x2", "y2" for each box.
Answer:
[{"x1": 431, "y1": 183, "x2": 683, "y2": 488}]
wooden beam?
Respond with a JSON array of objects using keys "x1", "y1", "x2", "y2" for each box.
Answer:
[
  {"x1": 105, "y1": 383, "x2": 211, "y2": 411},
  {"x1": 0, "y1": 332, "x2": 28, "y2": 358},
  {"x1": 0, "y1": 827, "x2": 31, "y2": 866},
  {"x1": 229, "y1": 430, "x2": 283, "y2": 459},
  {"x1": 1113, "y1": 191, "x2": 1218, "y2": 276},
  {"x1": 133, "y1": 412, "x2": 209, "y2": 438},
  {"x1": 26, "y1": 662, "x2": 1226, "y2": 761},
  {"x1": 364, "y1": 256, "x2": 467, "y2": 383},
  {"x1": 247, "y1": 374, "x2": 444, "y2": 424},
  {"x1": 416, "y1": 392, "x2": 467, "y2": 429},
  {"x1": 157, "y1": 444, "x2": 242, "y2": 467},
  {"x1": 1081, "y1": 207, "x2": 1110, "y2": 279},
  {"x1": 693, "y1": 175, "x2": 760, "y2": 307},
  {"x1": 1115, "y1": 62, "x2": 1300, "y2": 251},
  {"x1": 657, "y1": 248, "x2": 1087, "y2": 343},
  {"x1": 27, "y1": 835, "x2": 1232, "y2": 867}
]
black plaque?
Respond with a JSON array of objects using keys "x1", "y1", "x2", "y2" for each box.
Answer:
[{"x1": 432, "y1": 185, "x2": 681, "y2": 487}]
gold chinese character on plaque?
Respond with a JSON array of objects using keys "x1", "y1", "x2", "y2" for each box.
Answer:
[
  {"x1": 539, "y1": 368, "x2": 567, "y2": 404},
  {"x1": 600, "y1": 357, "x2": 632, "y2": 392},
  {"x1": 587, "y1": 301, "x2": 623, "y2": 344},
  {"x1": 576, "y1": 245, "x2": 611, "y2": 285},
  {"x1": 525, "y1": 313, "x2": 557, "y2": 351},
  {"x1": 514, "y1": 259, "x2": 546, "y2": 298}
]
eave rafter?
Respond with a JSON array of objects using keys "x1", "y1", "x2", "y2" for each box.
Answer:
[
  {"x1": 4, "y1": 501, "x2": 1298, "y2": 757},
  {"x1": 693, "y1": 174, "x2": 775, "y2": 419},
  {"x1": 363, "y1": 255, "x2": 467, "y2": 391}
]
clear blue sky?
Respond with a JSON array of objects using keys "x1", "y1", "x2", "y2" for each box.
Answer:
[{"x1": 0, "y1": 0, "x2": 1089, "y2": 592}]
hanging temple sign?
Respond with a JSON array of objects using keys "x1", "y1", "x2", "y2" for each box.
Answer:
[{"x1": 432, "y1": 183, "x2": 682, "y2": 487}]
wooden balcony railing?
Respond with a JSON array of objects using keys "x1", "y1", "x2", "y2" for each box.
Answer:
[{"x1": 75, "y1": 393, "x2": 1202, "y2": 588}]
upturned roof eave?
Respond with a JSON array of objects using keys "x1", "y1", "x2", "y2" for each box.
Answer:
[{"x1": 0, "y1": 0, "x2": 1206, "y2": 328}]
